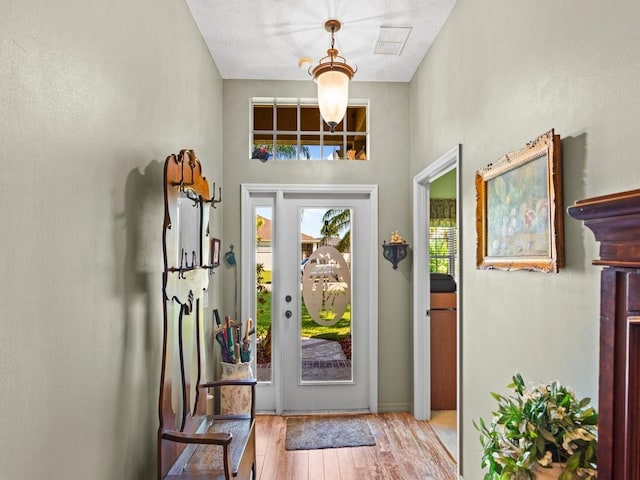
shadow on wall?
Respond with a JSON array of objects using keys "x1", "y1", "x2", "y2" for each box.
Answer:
[
  {"x1": 112, "y1": 159, "x2": 165, "y2": 480},
  {"x1": 561, "y1": 133, "x2": 587, "y2": 271}
]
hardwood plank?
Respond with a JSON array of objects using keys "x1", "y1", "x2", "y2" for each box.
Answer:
[
  {"x1": 377, "y1": 450, "x2": 406, "y2": 479},
  {"x1": 351, "y1": 446, "x2": 385, "y2": 479},
  {"x1": 255, "y1": 454, "x2": 265, "y2": 479},
  {"x1": 307, "y1": 449, "x2": 324, "y2": 480},
  {"x1": 255, "y1": 414, "x2": 273, "y2": 456},
  {"x1": 254, "y1": 413, "x2": 456, "y2": 480},
  {"x1": 349, "y1": 445, "x2": 371, "y2": 469},
  {"x1": 254, "y1": 415, "x2": 272, "y2": 480},
  {"x1": 335, "y1": 448, "x2": 357, "y2": 480},
  {"x1": 322, "y1": 448, "x2": 340, "y2": 479},
  {"x1": 291, "y1": 450, "x2": 308, "y2": 480},
  {"x1": 279, "y1": 452, "x2": 297, "y2": 479},
  {"x1": 415, "y1": 421, "x2": 457, "y2": 479},
  {"x1": 257, "y1": 416, "x2": 283, "y2": 480}
]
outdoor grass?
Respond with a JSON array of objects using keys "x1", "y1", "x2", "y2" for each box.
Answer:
[{"x1": 256, "y1": 291, "x2": 350, "y2": 340}]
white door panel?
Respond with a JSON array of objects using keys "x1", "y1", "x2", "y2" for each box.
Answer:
[{"x1": 240, "y1": 184, "x2": 378, "y2": 414}]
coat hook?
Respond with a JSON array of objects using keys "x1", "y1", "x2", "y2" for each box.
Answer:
[{"x1": 207, "y1": 183, "x2": 222, "y2": 208}]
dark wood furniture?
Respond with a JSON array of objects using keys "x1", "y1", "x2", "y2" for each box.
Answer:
[
  {"x1": 430, "y1": 292, "x2": 457, "y2": 410},
  {"x1": 159, "y1": 376, "x2": 257, "y2": 479},
  {"x1": 568, "y1": 188, "x2": 640, "y2": 480},
  {"x1": 159, "y1": 150, "x2": 256, "y2": 480}
]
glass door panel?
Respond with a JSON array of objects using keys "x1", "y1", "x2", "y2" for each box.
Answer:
[
  {"x1": 281, "y1": 199, "x2": 369, "y2": 412},
  {"x1": 299, "y1": 210, "x2": 353, "y2": 382},
  {"x1": 255, "y1": 207, "x2": 273, "y2": 382}
]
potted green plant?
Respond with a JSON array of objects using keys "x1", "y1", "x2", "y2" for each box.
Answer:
[{"x1": 473, "y1": 373, "x2": 598, "y2": 479}]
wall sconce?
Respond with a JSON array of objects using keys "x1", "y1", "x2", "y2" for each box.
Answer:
[
  {"x1": 382, "y1": 231, "x2": 409, "y2": 270},
  {"x1": 309, "y1": 19, "x2": 357, "y2": 133}
]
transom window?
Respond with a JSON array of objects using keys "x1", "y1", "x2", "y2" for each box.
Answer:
[{"x1": 251, "y1": 97, "x2": 369, "y2": 161}]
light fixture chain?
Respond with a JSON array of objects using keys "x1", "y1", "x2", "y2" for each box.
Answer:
[{"x1": 330, "y1": 26, "x2": 335, "y2": 64}]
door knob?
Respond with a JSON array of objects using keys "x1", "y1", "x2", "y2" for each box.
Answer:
[
  {"x1": 285, "y1": 295, "x2": 292, "y2": 303},
  {"x1": 285, "y1": 310, "x2": 292, "y2": 318}
]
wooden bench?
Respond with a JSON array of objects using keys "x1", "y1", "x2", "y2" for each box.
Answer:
[
  {"x1": 157, "y1": 295, "x2": 257, "y2": 480},
  {"x1": 159, "y1": 377, "x2": 256, "y2": 480}
]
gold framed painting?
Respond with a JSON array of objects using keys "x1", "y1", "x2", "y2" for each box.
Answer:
[{"x1": 475, "y1": 129, "x2": 564, "y2": 272}]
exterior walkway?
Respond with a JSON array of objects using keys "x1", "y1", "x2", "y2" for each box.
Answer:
[{"x1": 256, "y1": 337, "x2": 351, "y2": 381}]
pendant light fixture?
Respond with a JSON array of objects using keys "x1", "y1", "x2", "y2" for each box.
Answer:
[{"x1": 309, "y1": 19, "x2": 357, "y2": 133}]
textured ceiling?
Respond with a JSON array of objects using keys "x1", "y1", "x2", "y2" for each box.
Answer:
[{"x1": 186, "y1": 0, "x2": 456, "y2": 83}]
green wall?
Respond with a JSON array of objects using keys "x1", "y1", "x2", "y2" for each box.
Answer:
[{"x1": 430, "y1": 169, "x2": 457, "y2": 199}]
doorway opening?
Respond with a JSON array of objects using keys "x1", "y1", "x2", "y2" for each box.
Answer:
[{"x1": 412, "y1": 145, "x2": 461, "y2": 474}]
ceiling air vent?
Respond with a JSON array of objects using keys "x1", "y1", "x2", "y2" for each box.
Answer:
[{"x1": 374, "y1": 26, "x2": 412, "y2": 55}]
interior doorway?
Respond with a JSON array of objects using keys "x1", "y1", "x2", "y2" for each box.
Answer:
[{"x1": 412, "y1": 145, "x2": 461, "y2": 474}]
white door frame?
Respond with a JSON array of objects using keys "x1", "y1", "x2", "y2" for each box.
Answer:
[
  {"x1": 241, "y1": 184, "x2": 378, "y2": 414},
  {"x1": 412, "y1": 145, "x2": 461, "y2": 420}
]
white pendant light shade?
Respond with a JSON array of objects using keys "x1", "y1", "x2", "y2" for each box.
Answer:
[
  {"x1": 316, "y1": 70, "x2": 350, "y2": 132},
  {"x1": 309, "y1": 19, "x2": 356, "y2": 133}
]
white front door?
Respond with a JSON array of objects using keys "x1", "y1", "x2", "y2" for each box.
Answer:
[{"x1": 241, "y1": 185, "x2": 378, "y2": 414}]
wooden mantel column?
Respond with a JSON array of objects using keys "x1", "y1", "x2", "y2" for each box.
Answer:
[{"x1": 568, "y1": 189, "x2": 640, "y2": 480}]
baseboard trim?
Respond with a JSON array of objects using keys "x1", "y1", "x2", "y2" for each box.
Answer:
[
  {"x1": 377, "y1": 402, "x2": 411, "y2": 413},
  {"x1": 258, "y1": 404, "x2": 413, "y2": 415}
]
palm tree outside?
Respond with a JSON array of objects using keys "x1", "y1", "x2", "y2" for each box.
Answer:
[{"x1": 321, "y1": 209, "x2": 351, "y2": 252}]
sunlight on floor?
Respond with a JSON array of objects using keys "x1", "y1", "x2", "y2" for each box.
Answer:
[{"x1": 429, "y1": 410, "x2": 457, "y2": 461}]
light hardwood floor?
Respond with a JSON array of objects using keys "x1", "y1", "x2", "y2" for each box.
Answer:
[{"x1": 255, "y1": 412, "x2": 457, "y2": 480}]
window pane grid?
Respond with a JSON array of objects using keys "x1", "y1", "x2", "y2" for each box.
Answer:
[
  {"x1": 252, "y1": 98, "x2": 368, "y2": 161},
  {"x1": 429, "y1": 226, "x2": 458, "y2": 277}
]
